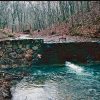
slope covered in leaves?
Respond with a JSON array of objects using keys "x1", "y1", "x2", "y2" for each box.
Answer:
[{"x1": 32, "y1": 1, "x2": 100, "y2": 38}]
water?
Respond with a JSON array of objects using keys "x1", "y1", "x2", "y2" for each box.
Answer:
[{"x1": 3, "y1": 62, "x2": 100, "y2": 100}]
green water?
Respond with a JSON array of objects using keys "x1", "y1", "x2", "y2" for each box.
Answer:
[{"x1": 2, "y1": 62, "x2": 100, "y2": 100}]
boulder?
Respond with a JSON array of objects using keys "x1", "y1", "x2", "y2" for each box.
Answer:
[
  {"x1": 9, "y1": 52, "x2": 17, "y2": 59},
  {"x1": 25, "y1": 53, "x2": 33, "y2": 61},
  {"x1": 0, "y1": 51, "x2": 4, "y2": 57},
  {"x1": 0, "y1": 80, "x2": 12, "y2": 99},
  {"x1": 24, "y1": 49, "x2": 34, "y2": 61},
  {"x1": 26, "y1": 49, "x2": 34, "y2": 54}
]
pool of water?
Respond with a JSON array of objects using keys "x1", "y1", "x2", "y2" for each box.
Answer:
[{"x1": 3, "y1": 62, "x2": 100, "y2": 100}]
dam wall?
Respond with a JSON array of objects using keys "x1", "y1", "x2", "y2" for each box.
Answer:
[
  {"x1": 0, "y1": 39, "x2": 100, "y2": 68},
  {"x1": 41, "y1": 42, "x2": 100, "y2": 64}
]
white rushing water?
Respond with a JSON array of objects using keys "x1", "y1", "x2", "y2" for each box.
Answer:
[
  {"x1": 65, "y1": 61, "x2": 83, "y2": 73},
  {"x1": 11, "y1": 87, "x2": 48, "y2": 100},
  {"x1": 11, "y1": 79, "x2": 59, "y2": 100},
  {"x1": 65, "y1": 61, "x2": 92, "y2": 76}
]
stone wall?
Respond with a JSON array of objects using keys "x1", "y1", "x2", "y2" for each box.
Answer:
[
  {"x1": 0, "y1": 39, "x2": 100, "y2": 68},
  {"x1": 0, "y1": 39, "x2": 43, "y2": 68}
]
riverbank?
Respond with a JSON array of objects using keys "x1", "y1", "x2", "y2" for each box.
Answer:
[{"x1": 0, "y1": 70, "x2": 30, "y2": 100}]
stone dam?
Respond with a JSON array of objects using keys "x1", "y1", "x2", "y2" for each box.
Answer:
[{"x1": 0, "y1": 38, "x2": 100, "y2": 68}]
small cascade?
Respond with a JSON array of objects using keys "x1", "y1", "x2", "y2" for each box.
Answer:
[
  {"x1": 11, "y1": 86, "x2": 48, "y2": 100},
  {"x1": 65, "y1": 61, "x2": 93, "y2": 76},
  {"x1": 11, "y1": 78, "x2": 59, "y2": 100},
  {"x1": 65, "y1": 61, "x2": 83, "y2": 73}
]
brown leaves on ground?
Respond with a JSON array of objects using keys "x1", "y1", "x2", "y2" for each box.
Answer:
[
  {"x1": 0, "y1": 2, "x2": 100, "y2": 40},
  {"x1": 31, "y1": 2, "x2": 100, "y2": 39},
  {"x1": 0, "y1": 28, "x2": 15, "y2": 39}
]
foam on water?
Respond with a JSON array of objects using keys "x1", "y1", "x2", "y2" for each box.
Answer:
[
  {"x1": 11, "y1": 79, "x2": 59, "y2": 100},
  {"x1": 11, "y1": 87, "x2": 48, "y2": 100},
  {"x1": 65, "y1": 61, "x2": 83, "y2": 72},
  {"x1": 65, "y1": 61, "x2": 92, "y2": 76}
]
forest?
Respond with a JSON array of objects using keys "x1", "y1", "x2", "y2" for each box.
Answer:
[
  {"x1": 0, "y1": 1, "x2": 100, "y2": 100},
  {"x1": 0, "y1": 1, "x2": 100, "y2": 38}
]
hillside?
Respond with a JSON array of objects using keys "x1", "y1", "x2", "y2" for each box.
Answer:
[
  {"x1": 32, "y1": 1, "x2": 100, "y2": 38},
  {"x1": 0, "y1": 1, "x2": 100, "y2": 42}
]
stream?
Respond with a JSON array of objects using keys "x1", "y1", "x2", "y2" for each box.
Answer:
[{"x1": 2, "y1": 62, "x2": 100, "y2": 100}]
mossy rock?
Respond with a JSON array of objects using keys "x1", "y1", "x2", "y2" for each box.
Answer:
[
  {"x1": 16, "y1": 49, "x2": 23, "y2": 54},
  {"x1": 32, "y1": 46, "x2": 38, "y2": 50},
  {"x1": 6, "y1": 47, "x2": 13, "y2": 53},
  {"x1": 9, "y1": 52, "x2": 18, "y2": 59},
  {"x1": 1, "y1": 58, "x2": 13, "y2": 65}
]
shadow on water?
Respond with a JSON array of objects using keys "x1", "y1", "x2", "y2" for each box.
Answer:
[{"x1": 1, "y1": 62, "x2": 100, "y2": 100}]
